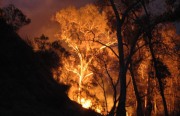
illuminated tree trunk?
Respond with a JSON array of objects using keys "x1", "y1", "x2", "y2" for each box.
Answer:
[
  {"x1": 65, "y1": 44, "x2": 93, "y2": 104},
  {"x1": 145, "y1": 76, "x2": 153, "y2": 116},
  {"x1": 101, "y1": 77, "x2": 108, "y2": 113},
  {"x1": 78, "y1": 75, "x2": 82, "y2": 103},
  {"x1": 78, "y1": 53, "x2": 83, "y2": 103},
  {"x1": 77, "y1": 53, "x2": 93, "y2": 103},
  {"x1": 153, "y1": 94, "x2": 157, "y2": 115}
]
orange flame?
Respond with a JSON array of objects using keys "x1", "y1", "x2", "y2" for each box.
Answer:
[{"x1": 80, "y1": 98, "x2": 92, "y2": 109}]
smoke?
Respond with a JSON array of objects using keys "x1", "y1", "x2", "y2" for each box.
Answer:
[{"x1": 1, "y1": 0, "x2": 95, "y2": 40}]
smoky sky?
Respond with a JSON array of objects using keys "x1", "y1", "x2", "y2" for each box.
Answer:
[
  {"x1": 1, "y1": 0, "x2": 95, "y2": 39},
  {"x1": 1, "y1": 0, "x2": 179, "y2": 38}
]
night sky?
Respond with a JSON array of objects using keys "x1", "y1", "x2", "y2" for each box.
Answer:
[
  {"x1": 0, "y1": 0, "x2": 179, "y2": 39},
  {"x1": 1, "y1": 0, "x2": 94, "y2": 39}
]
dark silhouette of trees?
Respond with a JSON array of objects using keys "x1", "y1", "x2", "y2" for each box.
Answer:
[
  {"x1": 96, "y1": 0, "x2": 180, "y2": 115},
  {"x1": 0, "y1": 10, "x2": 100, "y2": 116},
  {"x1": 52, "y1": 1, "x2": 180, "y2": 115},
  {"x1": 3, "y1": 1, "x2": 177, "y2": 115},
  {"x1": 140, "y1": 1, "x2": 179, "y2": 115},
  {"x1": 0, "y1": 4, "x2": 30, "y2": 31},
  {"x1": 32, "y1": 34, "x2": 70, "y2": 82}
]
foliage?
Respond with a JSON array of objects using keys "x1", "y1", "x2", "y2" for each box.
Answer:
[
  {"x1": 94, "y1": 0, "x2": 180, "y2": 115},
  {"x1": 32, "y1": 34, "x2": 69, "y2": 80},
  {"x1": 156, "y1": 59, "x2": 171, "y2": 79},
  {"x1": 0, "y1": 17, "x2": 99, "y2": 116},
  {"x1": 55, "y1": 4, "x2": 118, "y2": 113},
  {"x1": 51, "y1": 1, "x2": 180, "y2": 115},
  {"x1": 1, "y1": 4, "x2": 30, "y2": 31}
]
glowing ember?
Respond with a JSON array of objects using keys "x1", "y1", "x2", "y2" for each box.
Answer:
[
  {"x1": 80, "y1": 98, "x2": 92, "y2": 109},
  {"x1": 96, "y1": 108, "x2": 101, "y2": 113}
]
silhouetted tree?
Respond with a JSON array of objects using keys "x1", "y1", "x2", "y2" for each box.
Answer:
[
  {"x1": 1, "y1": 4, "x2": 30, "y2": 31},
  {"x1": 96, "y1": 0, "x2": 180, "y2": 115},
  {"x1": 32, "y1": 34, "x2": 69, "y2": 82},
  {"x1": 55, "y1": 4, "x2": 118, "y2": 114},
  {"x1": 0, "y1": 17, "x2": 100, "y2": 116}
]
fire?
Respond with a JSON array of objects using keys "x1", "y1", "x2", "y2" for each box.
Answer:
[
  {"x1": 79, "y1": 98, "x2": 102, "y2": 114},
  {"x1": 95, "y1": 108, "x2": 101, "y2": 113},
  {"x1": 80, "y1": 98, "x2": 92, "y2": 109}
]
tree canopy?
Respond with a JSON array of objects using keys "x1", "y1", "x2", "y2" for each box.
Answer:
[{"x1": 0, "y1": 4, "x2": 30, "y2": 31}]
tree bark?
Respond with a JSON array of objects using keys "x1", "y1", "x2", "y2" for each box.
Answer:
[
  {"x1": 129, "y1": 62, "x2": 144, "y2": 116},
  {"x1": 109, "y1": 0, "x2": 127, "y2": 115},
  {"x1": 148, "y1": 34, "x2": 169, "y2": 116},
  {"x1": 145, "y1": 76, "x2": 153, "y2": 116}
]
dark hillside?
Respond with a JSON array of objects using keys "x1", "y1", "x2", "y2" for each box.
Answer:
[{"x1": 0, "y1": 18, "x2": 99, "y2": 116}]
